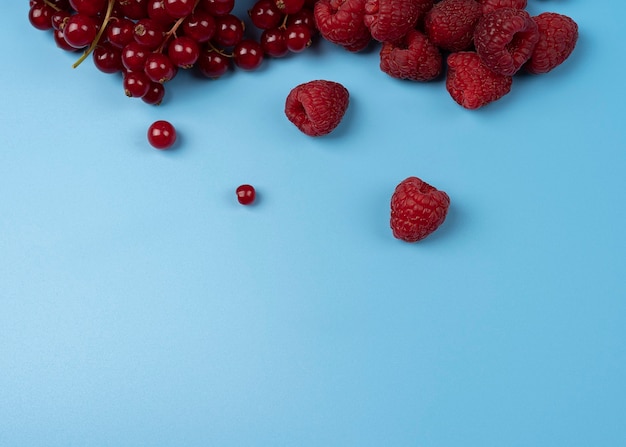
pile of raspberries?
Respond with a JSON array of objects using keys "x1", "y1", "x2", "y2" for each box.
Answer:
[{"x1": 315, "y1": 0, "x2": 578, "y2": 109}]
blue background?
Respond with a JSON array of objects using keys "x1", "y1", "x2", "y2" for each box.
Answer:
[{"x1": 1, "y1": 1, "x2": 625, "y2": 446}]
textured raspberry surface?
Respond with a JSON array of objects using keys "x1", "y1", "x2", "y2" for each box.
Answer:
[
  {"x1": 423, "y1": 0, "x2": 483, "y2": 53},
  {"x1": 363, "y1": 0, "x2": 421, "y2": 43},
  {"x1": 314, "y1": 0, "x2": 371, "y2": 52},
  {"x1": 478, "y1": 0, "x2": 526, "y2": 14},
  {"x1": 474, "y1": 7, "x2": 539, "y2": 76},
  {"x1": 390, "y1": 176, "x2": 450, "y2": 242},
  {"x1": 526, "y1": 12, "x2": 578, "y2": 74},
  {"x1": 446, "y1": 51, "x2": 512, "y2": 109},
  {"x1": 284, "y1": 80, "x2": 350, "y2": 136},
  {"x1": 379, "y1": 29, "x2": 442, "y2": 81}
]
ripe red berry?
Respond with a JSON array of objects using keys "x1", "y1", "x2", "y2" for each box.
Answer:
[
  {"x1": 423, "y1": 0, "x2": 483, "y2": 53},
  {"x1": 236, "y1": 184, "x2": 256, "y2": 205},
  {"x1": 363, "y1": 0, "x2": 422, "y2": 43},
  {"x1": 445, "y1": 51, "x2": 512, "y2": 109},
  {"x1": 525, "y1": 12, "x2": 578, "y2": 75},
  {"x1": 379, "y1": 29, "x2": 442, "y2": 81},
  {"x1": 474, "y1": 7, "x2": 539, "y2": 76},
  {"x1": 478, "y1": 0, "x2": 527, "y2": 15},
  {"x1": 313, "y1": 0, "x2": 371, "y2": 52},
  {"x1": 390, "y1": 176, "x2": 450, "y2": 242},
  {"x1": 284, "y1": 80, "x2": 350, "y2": 137},
  {"x1": 147, "y1": 120, "x2": 177, "y2": 149}
]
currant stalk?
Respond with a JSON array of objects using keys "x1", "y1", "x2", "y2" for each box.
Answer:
[{"x1": 72, "y1": 0, "x2": 116, "y2": 68}]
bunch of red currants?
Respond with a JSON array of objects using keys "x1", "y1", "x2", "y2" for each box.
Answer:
[{"x1": 28, "y1": 0, "x2": 319, "y2": 105}]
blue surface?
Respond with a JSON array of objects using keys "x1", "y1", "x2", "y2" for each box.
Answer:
[{"x1": 1, "y1": 1, "x2": 625, "y2": 446}]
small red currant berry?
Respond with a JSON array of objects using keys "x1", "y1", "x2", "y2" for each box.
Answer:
[
  {"x1": 236, "y1": 184, "x2": 256, "y2": 205},
  {"x1": 147, "y1": 120, "x2": 177, "y2": 149}
]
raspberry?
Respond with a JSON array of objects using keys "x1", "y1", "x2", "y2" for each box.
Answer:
[
  {"x1": 313, "y1": 0, "x2": 372, "y2": 52},
  {"x1": 446, "y1": 51, "x2": 512, "y2": 109},
  {"x1": 525, "y1": 12, "x2": 578, "y2": 75},
  {"x1": 474, "y1": 7, "x2": 539, "y2": 76},
  {"x1": 363, "y1": 0, "x2": 421, "y2": 43},
  {"x1": 423, "y1": 0, "x2": 483, "y2": 53},
  {"x1": 477, "y1": 0, "x2": 526, "y2": 14},
  {"x1": 390, "y1": 176, "x2": 450, "y2": 242},
  {"x1": 379, "y1": 29, "x2": 442, "y2": 81},
  {"x1": 284, "y1": 80, "x2": 350, "y2": 136}
]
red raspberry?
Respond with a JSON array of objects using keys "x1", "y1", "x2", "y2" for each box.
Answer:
[
  {"x1": 446, "y1": 51, "x2": 513, "y2": 109},
  {"x1": 390, "y1": 176, "x2": 450, "y2": 243},
  {"x1": 423, "y1": 0, "x2": 483, "y2": 52},
  {"x1": 284, "y1": 80, "x2": 350, "y2": 136},
  {"x1": 314, "y1": 0, "x2": 372, "y2": 52},
  {"x1": 474, "y1": 7, "x2": 539, "y2": 76},
  {"x1": 477, "y1": 0, "x2": 526, "y2": 14},
  {"x1": 525, "y1": 12, "x2": 578, "y2": 74},
  {"x1": 363, "y1": 0, "x2": 421, "y2": 43},
  {"x1": 379, "y1": 29, "x2": 442, "y2": 81}
]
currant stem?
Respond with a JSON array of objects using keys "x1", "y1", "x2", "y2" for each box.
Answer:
[
  {"x1": 42, "y1": 0, "x2": 62, "y2": 12},
  {"x1": 156, "y1": 0, "x2": 201, "y2": 53},
  {"x1": 72, "y1": 0, "x2": 116, "y2": 69},
  {"x1": 207, "y1": 41, "x2": 233, "y2": 58}
]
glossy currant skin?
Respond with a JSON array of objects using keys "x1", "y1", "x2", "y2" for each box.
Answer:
[
  {"x1": 93, "y1": 42, "x2": 123, "y2": 73},
  {"x1": 63, "y1": 13, "x2": 98, "y2": 48},
  {"x1": 261, "y1": 28, "x2": 288, "y2": 57},
  {"x1": 167, "y1": 36, "x2": 200, "y2": 68},
  {"x1": 145, "y1": 52, "x2": 178, "y2": 83},
  {"x1": 236, "y1": 185, "x2": 256, "y2": 205},
  {"x1": 29, "y1": 3, "x2": 53, "y2": 30},
  {"x1": 197, "y1": 48, "x2": 230, "y2": 78},
  {"x1": 147, "y1": 120, "x2": 177, "y2": 149},
  {"x1": 233, "y1": 39, "x2": 264, "y2": 70},
  {"x1": 124, "y1": 71, "x2": 151, "y2": 97},
  {"x1": 142, "y1": 82, "x2": 166, "y2": 105}
]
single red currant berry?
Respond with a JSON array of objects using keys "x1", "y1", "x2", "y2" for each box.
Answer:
[
  {"x1": 147, "y1": 120, "x2": 177, "y2": 149},
  {"x1": 168, "y1": 36, "x2": 200, "y2": 68},
  {"x1": 123, "y1": 71, "x2": 151, "y2": 98},
  {"x1": 233, "y1": 39, "x2": 264, "y2": 70},
  {"x1": 285, "y1": 23, "x2": 311, "y2": 52},
  {"x1": 164, "y1": 0, "x2": 195, "y2": 18},
  {"x1": 107, "y1": 17, "x2": 136, "y2": 48},
  {"x1": 197, "y1": 48, "x2": 230, "y2": 78},
  {"x1": 142, "y1": 82, "x2": 166, "y2": 105},
  {"x1": 261, "y1": 28, "x2": 288, "y2": 57},
  {"x1": 93, "y1": 42, "x2": 123, "y2": 74},
  {"x1": 249, "y1": 0, "x2": 283, "y2": 30},
  {"x1": 29, "y1": 3, "x2": 53, "y2": 31},
  {"x1": 63, "y1": 13, "x2": 98, "y2": 48},
  {"x1": 236, "y1": 184, "x2": 256, "y2": 205},
  {"x1": 200, "y1": 0, "x2": 234, "y2": 16}
]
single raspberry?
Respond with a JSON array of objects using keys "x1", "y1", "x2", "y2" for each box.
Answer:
[
  {"x1": 363, "y1": 0, "x2": 421, "y2": 43},
  {"x1": 474, "y1": 7, "x2": 539, "y2": 76},
  {"x1": 446, "y1": 51, "x2": 513, "y2": 109},
  {"x1": 379, "y1": 29, "x2": 442, "y2": 81},
  {"x1": 390, "y1": 176, "x2": 450, "y2": 242},
  {"x1": 314, "y1": 0, "x2": 372, "y2": 52},
  {"x1": 477, "y1": 0, "x2": 526, "y2": 15},
  {"x1": 284, "y1": 80, "x2": 350, "y2": 136},
  {"x1": 525, "y1": 12, "x2": 578, "y2": 74},
  {"x1": 423, "y1": 0, "x2": 483, "y2": 53}
]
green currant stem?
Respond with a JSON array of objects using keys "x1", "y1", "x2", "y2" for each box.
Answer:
[
  {"x1": 72, "y1": 0, "x2": 116, "y2": 69},
  {"x1": 279, "y1": 14, "x2": 290, "y2": 30}
]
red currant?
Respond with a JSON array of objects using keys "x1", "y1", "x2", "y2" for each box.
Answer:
[
  {"x1": 63, "y1": 13, "x2": 98, "y2": 48},
  {"x1": 236, "y1": 184, "x2": 256, "y2": 205},
  {"x1": 147, "y1": 120, "x2": 177, "y2": 149},
  {"x1": 233, "y1": 39, "x2": 264, "y2": 70}
]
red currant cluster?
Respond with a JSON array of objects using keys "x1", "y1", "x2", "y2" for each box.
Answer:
[{"x1": 28, "y1": 0, "x2": 319, "y2": 105}]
